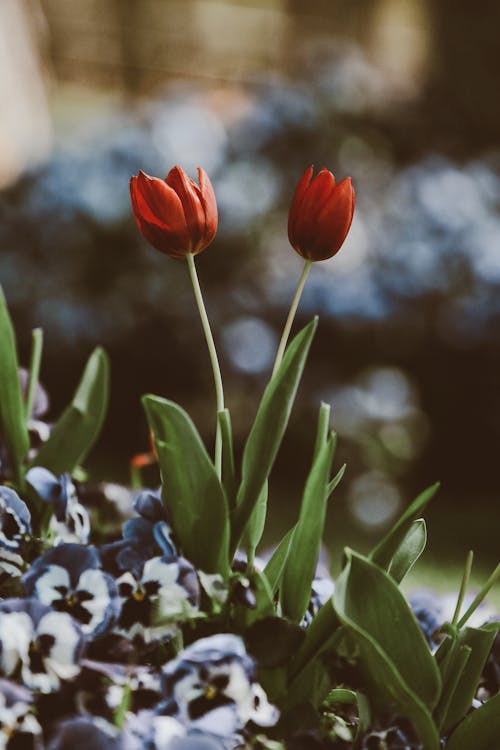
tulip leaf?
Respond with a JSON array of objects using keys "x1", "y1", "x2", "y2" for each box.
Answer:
[
  {"x1": 263, "y1": 523, "x2": 296, "y2": 595},
  {"x1": 281, "y1": 426, "x2": 336, "y2": 622},
  {"x1": 445, "y1": 691, "x2": 500, "y2": 750},
  {"x1": 143, "y1": 395, "x2": 230, "y2": 575},
  {"x1": 333, "y1": 551, "x2": 441, "y2": 750},
  {"x1": 0, "y1": 286, "x2": 29, "y2": 485},
  {"x1": 370, "y1": 482, "x2": 440, "y2": 570},
  {"x1": 218, "y1": 408, "x2": 237, "y2": 509},
  {"x1": 439, "y1": 622, "x2": 499, "y2": 733},
  {"x1": 245, "y1": 480, "x2": 268, "y2": 564},
  {"x1": 34, "y1": 347, "x2": 109, "y2": 476},
  {"x1": 387, "y1": 518, "x2": 427, "y2": 583},
  {"x1": 327, "y1": 462, "x2": 346, "y2": 499},
  {"x1": 230, "y1": 317, "x2": 318, "y2": 554},
  {"x1": 288, "y1": 598, "x2": 342, "y2": 685}
]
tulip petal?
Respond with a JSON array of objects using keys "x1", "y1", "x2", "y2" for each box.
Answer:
[
  {"x1": 197, "y1": 167, "x2": 218, "y2": 248},
  {"x1": 135, "y1": 172, "x2": 187, "y2": 234},
  {"x1": 288, "y1": 165, "x2": 313, "y2": 244},
  {"x1": 312, "y1": 177, "x2": 355, "y2": 260},
  {"x1": 289, "y1": 169, "x2": 337, "y2": 256},
  {"x1": 165, "y1": 166, "x2": 206, "y2": 248}
]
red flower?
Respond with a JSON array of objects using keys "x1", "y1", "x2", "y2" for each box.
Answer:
[
  {"x1": 288, "y1": 166, "x2": 355, "y2": 261},
  {"x1": 130, "y1": 166, "x2": 218, "y2": 259}
]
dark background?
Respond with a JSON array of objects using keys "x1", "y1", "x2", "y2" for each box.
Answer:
[{"x1": 0, "y1": 0, "x2": 499, "y2": 581}]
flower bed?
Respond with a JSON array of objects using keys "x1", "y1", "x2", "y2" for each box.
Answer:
[{"x1": 0, "y1": 164, "x2": 498, "y2": 750}]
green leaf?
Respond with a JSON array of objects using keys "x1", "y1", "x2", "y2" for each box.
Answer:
[
  {"x1": 245, "y1": 616, "x2": 305, "y2": 668},
  {"x1": 288, "y1": 598, "x2": 342, "y2": 684},
  {"x1": 218, "y1": 408, "x2": 237, "y2": 509},
  {"x1": 333, "y1": 551, "x2": 441, "y2": 750},
  {"x1": 143, "y1": 395, "x2": 230, "y2": 575},
  {"x1": 433, "y1": 642, "x2": 471, "y2": 731},
  {"x1": 34, "y1": 347, "x2": 109, "y2": 475},
  {"x1": 0, "y1": 286, "x2": 29, "y2": 484},
  {"x1": 388, "y1": 519, "x2": 427, "y2": 583},
  {"x1": 245, "y1": 480, "x2": 268, "y2": 564},
  {"x1": 263, "y1": 523, "x2": 296, "y2": 595},
  {"x1": 281, "y1": 429, "x2": 336, "y2": 622},
  {"x1": 327, "y1": 462, "x2": 346, "y2": 499},
  {"x1": 445, "y1": 692, "x2": 500, "y2": 750},
  {"x1": 230, "y1": 317, "x2": 318, "y2": 553},
  {"x1": 370, "y1": 482, "x2": 440, "y2": 570},
  {"x1": 440, "y1": 622, "x2": 499, "y2": 733}
]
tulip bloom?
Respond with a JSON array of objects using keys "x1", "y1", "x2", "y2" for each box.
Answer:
[
  {"x1": 288, "y1": 166, "x2": 355, "y2": 261},
  {"x1": 130, "y1": 166, "x2": 218, "y2": 259}
]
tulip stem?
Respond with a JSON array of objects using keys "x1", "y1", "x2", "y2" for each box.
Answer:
[
  {"x1": 272, "y1": 259, "x2": 312, "y2": 377},
  {"x1": 186, "y1": 253, "x2": 224, "y2": 477}
]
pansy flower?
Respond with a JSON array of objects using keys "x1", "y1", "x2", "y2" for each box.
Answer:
[
  {"x1": 100, "y1": 490, "x2": 175, "y2": 579},
  {"x1": 48, "y1": 717, "x2": 121, "y2": 750},
  {"x1": 0, "y1": 487, "x2": 32, "y2": 579},
  {"x1": 25, "y1": 467, "x2": 90, "y2": 545},
  {"x1": 161, "y1": 634, "x2": 278, "y2": 732},
  {"x1": 22, "y1": 544, "x2": 120, "y2": 638},
  {"x1": 0, "y1": 487, "x2": 31, "y2": 552},
  {"x1": 124, "y1": 710, "x2": 229, "y2": 750},
  {"x1": 0, "y1": 598, "x2": 84, "y2": 693},
  {"x1": 115, "y1": 555, "x2": 199, "y2": 644},
  {"x1": 0, "y1": 679, "x2": 42, "y2": 749}
]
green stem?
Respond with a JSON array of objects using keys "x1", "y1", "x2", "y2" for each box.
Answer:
[
  {"x1": 452, "y1": 550, "x2": 474, "y2": 626},
  {"x1": 457, "y1": 562, "x2": 500, "y2": 629},
  {"x1": 186, "y1": 253, "x2": 224, "y2": 477},
  {"x1": 272, "y1": 259, "x2": 312, "y2": 378},
  {"x1": 24, "y1": 328, "x2": 43, "y2": 423}
]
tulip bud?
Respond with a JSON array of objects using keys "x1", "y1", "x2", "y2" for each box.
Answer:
[
  {"x1": 288, "y1": 166, "x2": 355, "y2": 261},
  {"x1": 130, "y1": 166, "x2": 218, "y2": 259}
]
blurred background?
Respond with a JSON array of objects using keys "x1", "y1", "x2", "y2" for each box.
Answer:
[{"x1": 0, "y1": 0, "x2": 499, "y2": 586}]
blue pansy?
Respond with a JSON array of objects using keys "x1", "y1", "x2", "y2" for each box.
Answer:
[
  {"x1": 0, "y1": 487, "x2": 31, "y2": 551},
  {"x1": 115, "y1": 555, "x2": 199, "y2": 644},
  {"x1": 161, "y1": 635, "x2": 278, "y2": 732},
  {"x1": 0, "y1": 598, "x2": 84, "y2": 693},
  {"x1": 25, "y1": 467, "x2": 90, "y2": 545},
  {"x1": 23, "y1": 544, "x2": 120, "y2": 638},
  {"x1": 48, "y1": 717, "x2": 121, "y2": 750},
  {"x1": 0, "y1": 678, "x2": 42, "y2": 749}
]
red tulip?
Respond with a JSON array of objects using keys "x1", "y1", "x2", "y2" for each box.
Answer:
[
  {"x1": 288, "y1": 166, "x2": 355, "y2": 262},
  {"x1": 130, "y1": 166, "x2": 218, "y2": 259}
]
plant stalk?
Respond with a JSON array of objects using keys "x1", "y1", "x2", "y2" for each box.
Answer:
[
  {"x1": 186, "y1": 253, "x2": 224, "y2": 477},
  {"x1": 272, "y1": 259, "x2": 312, "y2": 377}
]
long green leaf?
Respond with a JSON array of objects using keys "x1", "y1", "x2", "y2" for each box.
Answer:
[
  {"x1": 230, "y1": 317, "x2": 318, "y2": 553},
  {"x1": 281, "y1": 429, "x2": 336, "y2": 622},
  {"x1": 218, "y1": 408, "x2": 237, "y2": 509},
  {"x1": 263, "y1": 524, "x2": 296, "y2": 595},
  {"x1": 34, "y1": 347, "x2": 109, "y2": 475},
  {"x1": 245, "y1": 480, "x2": 268, "y2": 564},
  {"x1": 388, "y1": 518, "x2": 427, "y2": 583},
  {"x1": 143, "y1": 395, "x2": 230, "y2": 575},
  {"x1": 333, "y1": 551, "x2": 441, "y2": 750},
  {"x1": 288, "y1": 598, "x2": 342, "y2": 683},
  {"x1": 441, "y1": 623, "x2": 499, "y2": 733},
  {"x1": 370, "y1": 482, "x2": 440, "y2": 570},
  {"x1": 0, "y1": 286, "x2": 29, "y2": 484},
  {"x1": 445, "y1": 692, "x2": 500, "y2": 750}
]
